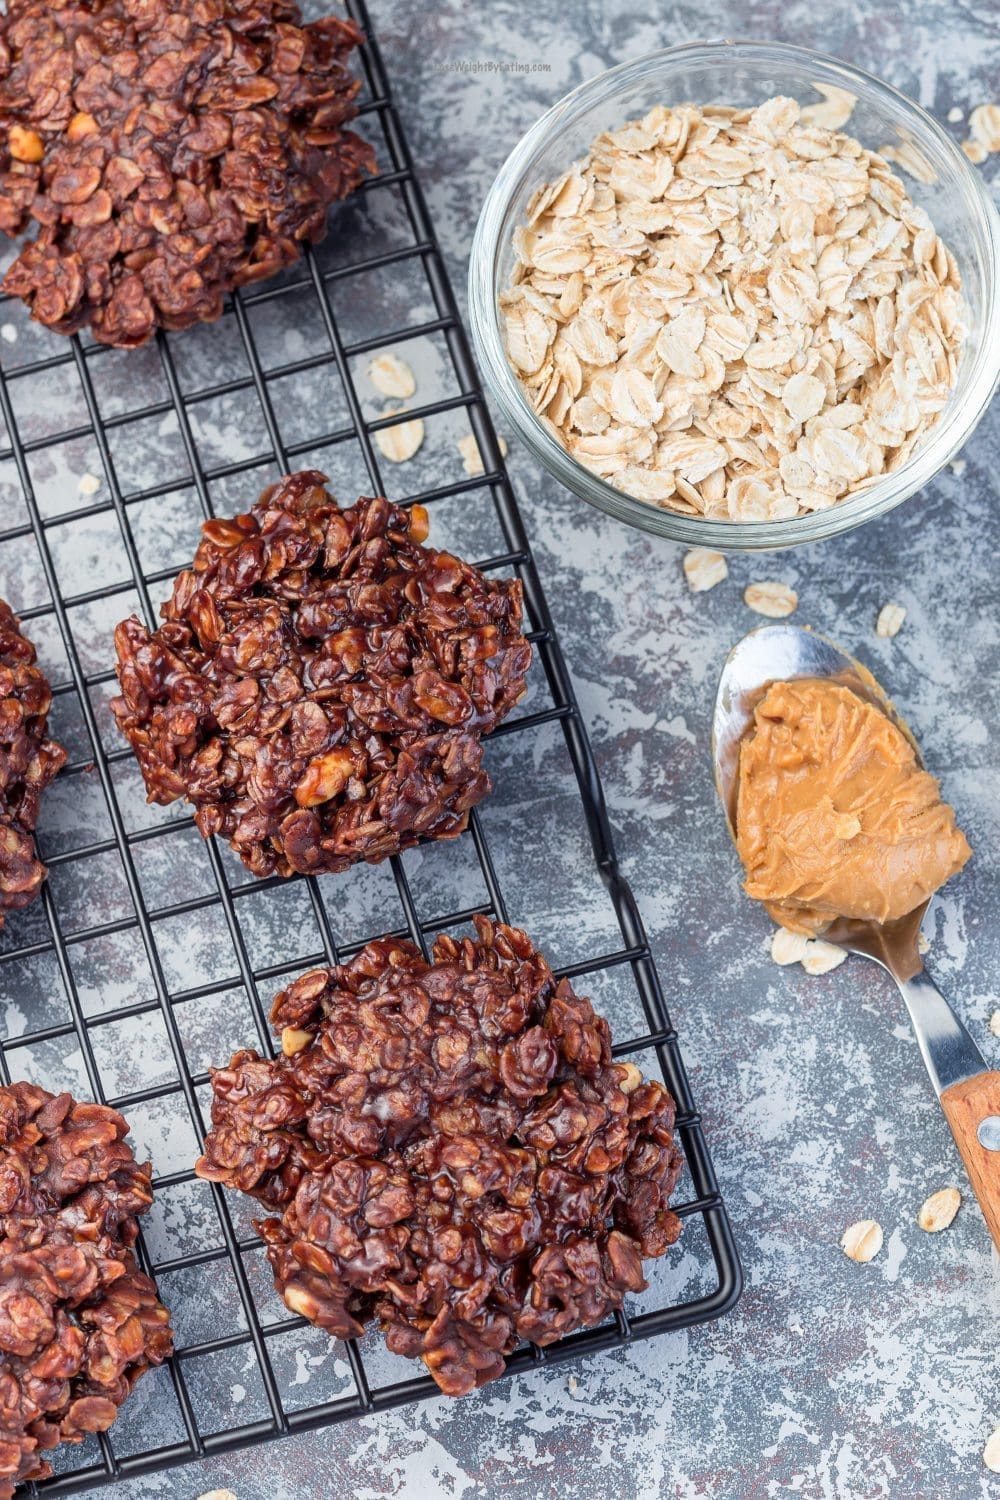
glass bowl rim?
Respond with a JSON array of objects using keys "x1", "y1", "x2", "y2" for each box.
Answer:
[{"x1": 469, "y1": 37, "x2": 1000, "y2": 550}]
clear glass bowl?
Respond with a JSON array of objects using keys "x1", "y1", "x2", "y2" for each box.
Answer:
[{"x1": 469, "y1": 40, "x2": 1000, "y2": 550}]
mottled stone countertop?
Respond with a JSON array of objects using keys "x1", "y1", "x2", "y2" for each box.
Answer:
[{"x1": 12, "y1": 1, "x2": 1000, "y2": 1497}]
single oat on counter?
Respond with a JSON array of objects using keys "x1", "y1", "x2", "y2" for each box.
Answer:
[
  {"x1": 841, "y1": 1218, "x2": 884, "y2": 1262},
  {"x1": 770, "y1": 926, "x2": 810, "y2": 966},
  {"x1": 917, "y1": 1187, "x2": 961, "y2": 1232},
  {"x1": 683, "y1": 547, "x2": 728, "y2": 592},
  {"x1": 876, "y1": 601, "x2": 907, "y2": 637},
  {"x1": 374, "y1": 410, "x2": 425, "y2": 462},
  {"x1": 502, "y1": 96, "x2": 966, "y2": 523},
  {"x1": 983, "y1": 1428, "x2": 1000, "y2": 1475},
  {"x1": 801, "y1": 939, "x2": 848, "y2": 975},
  {"x1": 458, "y1": 431, "x2": 508, "y2": 475},
  {"x1": 962, "y1": 139, "x2": 989, "y2": 165},
  {"x1": 989, "y1": 1009, "x2": 1000, "y2": 1038},
  {"x1": 969, "y1": 104, "x2": 1000, "y2": 153},
  {"x1": 744, "y1": 581, "x2": 798, "y2": 618},
  {"x1": 368, "y1": 353, "x2": 417, "y2": 399}
]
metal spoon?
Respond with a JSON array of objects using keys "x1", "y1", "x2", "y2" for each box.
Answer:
[{"x1": 712, "y1": 622, "x2": 1000, "y2": 1250}]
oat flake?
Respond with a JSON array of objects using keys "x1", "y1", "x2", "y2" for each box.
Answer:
[
  {"x1": 917, "y1": 1187, "x2": 961, "y2": 1232},
  {"x1": 876, "y1": 602, "x2": 906, "y2": 637},
  {"x1": 374, "y1": 412, "x2": 424, "y2": 463},
  {"x1": 801, "y1": 940, "x2": 847, "y2": 975},
  {"x1": 683, "y1": 548, "x2": 728, "y2": 592},
  {"x1": 458, "y1": 432, "x2": 508, "y2": 476},
  {"x1": 368, "y1": 352, "x2": 416, "y2": 400},
  {"x1": 969, "y1": 103, "x2": 1000, "y2": 153},
  {"x1": 983, "y1": 1429, "x2": 1000, "y2": 1474},
  {"x1": 744, "y1": 581, "x2": 798, "y2": 618},
  {"x1": 841, "y1": 1218, "x2": 883, "y2": 1262},
  {"x1": 770, "y1": 927, "x2": 810, "y2": 966}
]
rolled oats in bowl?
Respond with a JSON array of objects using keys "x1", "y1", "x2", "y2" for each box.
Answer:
[{"x1": 500, "y1": 95, "x2": 967, "y2": 524}]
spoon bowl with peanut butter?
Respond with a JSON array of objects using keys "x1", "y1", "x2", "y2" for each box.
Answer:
[{"x1": 713, "y1": 623, "x2": 1000, "y2": 1250}]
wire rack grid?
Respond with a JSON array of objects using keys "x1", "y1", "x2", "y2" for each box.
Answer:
[{"x1": 0, "y1": 3, "x2": 741, "y2": 1493}]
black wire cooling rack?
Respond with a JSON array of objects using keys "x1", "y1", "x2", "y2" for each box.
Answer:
[{"x1": 0, "y1": 3, "x2": 741, "y2": 1492}]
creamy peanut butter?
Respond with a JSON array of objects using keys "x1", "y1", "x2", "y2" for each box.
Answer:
[{"x1": 735, "y1": 677, "x2": 971, "y2": 934}]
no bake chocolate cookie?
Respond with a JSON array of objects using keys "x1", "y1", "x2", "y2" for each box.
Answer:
[
  {"x1": 0, "y1": 1082, "x2": 173, "y2": 1498},
  {"x1": 112, "y1": 471, "x2": 531, "y2": 878},
  {"x1": 0, "y1": 0, "x2": 374, "y2": 346},
  {"x1": 0, "y1": 601, "x2": 65, "y2": 930},
  {"x1": 195, "y1": 919, "x2": 683, "y2": 1395}
]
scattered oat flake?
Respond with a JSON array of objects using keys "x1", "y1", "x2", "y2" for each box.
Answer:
[
  {"x1": 917, "y1": 931, "x2": 931, "y2": 955},
  {"x1": 683, "y1": 548, "x2": 728, "y2": 593},
  {"x1": 567, "y1": 1374, "x2": 578, "y2": 1393},
  {"x1": 984, "y1": 1429, "x2": 1000, "y2": 1474},
  {"x1": 962, "y1": 138, "x2": 989, "y2": 165},
  {"x1": 374, "y1": 411, "x2": 424, "y2": 463},
  {"x1": 947, "y1": 106, "x2": 964, "y2": 124},
  {"x1": 876, "y1": 602, "x2": 906, "y2": 638},
  {"x1": 78, "y1": 472, "x2": 101, "y2": 495},
  {"x1": 950, "y1": 458, "x2": 967, "y2": 476},
  {"x1": 0, "y1": 323, "x2": 16, "y2": 344},
  {"x1": 368, "y1": 352, "x2": 416, "y2": 400},
  {"x1": 989, "y1": 1009, "x2": 1000, "y2": 1038},
  {"x1": 771, "y1": 927, "x2": 810, "y2": 966},
  {"x1": 744, "y1": 581, "x2": 798, "y2": 618},
  {"x1": 970, "y1": 103, "x2": 1000, "y2": 153},
  {"x1": 917, "y1": 1186, "x2": 961, "y2": 1232},
  {"x1": 458, "y1": 431, "x2": 507, "y2": 476},
  {"x1": 841, "y1": 1218, "x2": 883, "y2": 1263},
  {"x1": 801, "y1": 940, "x2": 847, "y2": 975},
  {"x1": 196, "y1": 1492, "x2": 238, "y2": 1500}
]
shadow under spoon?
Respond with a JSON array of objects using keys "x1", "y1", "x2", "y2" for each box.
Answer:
[{"x1": 712, "y1": 621, "x2": 1000, "y2": 1251}]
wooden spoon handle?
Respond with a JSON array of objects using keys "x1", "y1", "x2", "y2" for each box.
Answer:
[{"x1": 939, "y1": 1071, "x2": 1000, "y2": 1251}]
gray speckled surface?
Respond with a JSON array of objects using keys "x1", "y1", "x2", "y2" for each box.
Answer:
[{"x1": 1, "y1": 2, "x2": 999, "y2": 1497}]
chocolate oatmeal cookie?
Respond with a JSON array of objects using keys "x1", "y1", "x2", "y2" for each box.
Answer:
[
  {"x1": 0, "y1": 0, "x2": 375, "y2": 347},
  {"x1": 0, "y1": 1082, "x2": 173, "y2": 1497},
  {"x1": 196, "y1": 919, "x2": 683, "y2": 1396},
  {"x1": 112, "y1": 471, "x2": 531, "y2": 879},
  {"x1": 0, "y1": 601, "x2": 65, "y2": 929}
]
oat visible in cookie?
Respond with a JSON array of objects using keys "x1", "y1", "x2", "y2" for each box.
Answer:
[
  {"x1": 502, "y1": 97, "x2": 965, "y2": 522},
  {"x1": 196, "y1": 918, "x2": 683, "y2": 1396},
  {"x1": 0, "y1": 1082, "x2": 173, "y2": 1498},
  {"x1": 111, "y1": 471, "x2": 530, "y2": 879},
  {"x1": 0, "y1": 601, "x2": 66, "y2": 929}
]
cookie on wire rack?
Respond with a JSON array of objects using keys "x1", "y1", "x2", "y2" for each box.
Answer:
[
  {"x1": 0, "y1": 1082, "x2": 173, "y2": 1498},
  {"x1": 112, "y1": 470, "x2": 531, "y2": 878},
  {"x1": 195, "y1": 917, "x2": 684, "y2": 1396},
  {"x1": 0, "y1": 0, "x2": 375, "y2": 347},
  {"x1": 0, "y1": 600, "x2": 66, "y2": 930}
]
